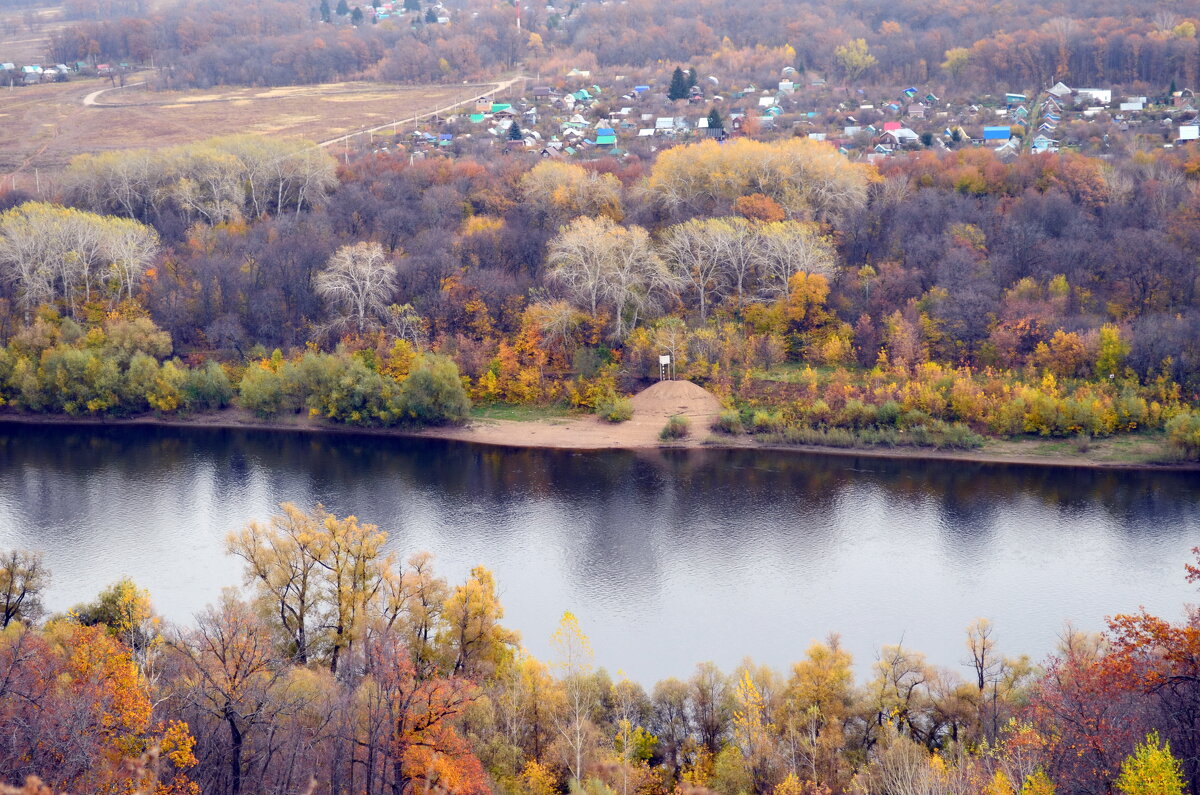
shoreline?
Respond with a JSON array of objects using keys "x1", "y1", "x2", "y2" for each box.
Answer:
[{"x1": 1, "y1": 407, "x2": 1198, "y2": 473}]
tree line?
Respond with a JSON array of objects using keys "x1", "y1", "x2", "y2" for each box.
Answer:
[
  {"x1": 2, "y1": 507, "x2": 1199, "y2": 795},
  {"x1": 40, "y1": 0, "x2": 1200, "y2": 91}
]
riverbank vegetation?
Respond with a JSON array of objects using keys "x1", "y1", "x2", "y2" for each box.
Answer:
[
  {"x1": 3, "y1": 136, "x2": 1200, "y2": 457},
  {"x1": 0, "y1": 311, "x2": 470, "y2": 426},
  {"x1": 2, "y1": 506, "x2": 1199, "y2": 795}
]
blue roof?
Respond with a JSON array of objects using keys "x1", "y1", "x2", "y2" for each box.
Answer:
[
  {"x1": 983, "y1": 126, "x2": 1010, "y2": 140},
  {"x1": 596, "y1": 127, "x2": 615, "y2": 136}
]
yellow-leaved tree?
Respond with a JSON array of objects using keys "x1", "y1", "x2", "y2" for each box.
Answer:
[
  {"x1": 1114, "y1": 731, "x2": 1187, "y2": 795},
  {"x1": 549, "y1": 610, "x2": 597, "y2": 783}
]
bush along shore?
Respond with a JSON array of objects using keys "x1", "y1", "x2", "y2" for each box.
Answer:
[{"x1": 0, "y1": 312, "x2": 1198, "y2": 467}]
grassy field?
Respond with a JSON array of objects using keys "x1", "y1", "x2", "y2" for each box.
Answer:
[
  {"x1": 470, "y1": 404, "x2": 578, "y2": 422},
  {"x1": 0, "y1": 78, "x2": 497, "y2": 183}
]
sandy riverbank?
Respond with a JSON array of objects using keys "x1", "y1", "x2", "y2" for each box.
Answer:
[{"x1": 1, "y1": 399, "x2": 1197, "y2": 473}]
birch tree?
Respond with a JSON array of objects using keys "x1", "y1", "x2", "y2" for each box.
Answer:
[{"x1": 550, "y1": 611, "x2": 598, "y2": 784}]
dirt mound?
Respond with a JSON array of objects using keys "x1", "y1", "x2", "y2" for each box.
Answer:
[{"x1": 629, "y1": 380, "x2": 723, "y2": 419}]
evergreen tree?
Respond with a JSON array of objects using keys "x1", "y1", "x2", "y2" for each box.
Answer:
[
  {"x1": 319, "y1": 0, "x2": 331, "y2": 21},
  {"x1": 508, "y1": 121, "x2": 524, "y2": 141},
  {"x1": 668, "y1": 67, "x2": 688, "y2": 101},
  {"x1": 686, "y1": 66, "x2": 698, "y2": 90},
  {"x1": 335, "y1": 0, "x2": 349, "y2": 15},
  {"x1": 707, "y1": 108, "x2": 724, "y2": 130},
  {"x1": 424, "y1": 6, "x2": 437, "y2": 22},
  {"x1": 351, "y1": 6, "x2": 363, "y2": 23},
  {"x1": 1169, "y1": 78, "x2": 1178, "y2": 96},
  {"x1": 404, "y1": 0, "x2": 420, "y2": 11}
]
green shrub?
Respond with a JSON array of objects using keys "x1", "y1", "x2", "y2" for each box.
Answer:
[
  {"x1": 596, "y1": 395, "x2": 633, "y2": 423},
  {"x1": 399, "y1": 354, "x2": 471, "y2": 425},
  {"x1": 750, "y1": 410, "x2": 785, "y2": 433},
  {"x1": 875, "y1": 400, "x2": 903, "y2": 427},
  {"x1": 238, "y1": 364, "x2": 287, "y2": 418},
  {"x1": 839, "y1": 398, "x2": 877, "y2": 429},
  {"x1": 712, "y1": 409, "x2": 744, "y2": 434},
  {"x1": 183, "y1": 360, "x2": 234, "y2": 410},
  {"x1": 659, "y1": 414, "x2": 690, "y2": 440},
  {"x1": 1167, "y1": 411, "x2": 1200, "y2": 459}
]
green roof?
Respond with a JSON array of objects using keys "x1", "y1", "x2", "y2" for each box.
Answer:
[
  {"x1": 469, "y1": 113, "x2": 485, "y2": 123},
  {"x1": 490, "y1": 103, "x2": 511, "y2": 113},
  {"x1": 595, "y1": 135, "x2": 616, "y2": 145}
]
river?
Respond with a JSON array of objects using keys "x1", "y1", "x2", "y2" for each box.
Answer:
[{"x1": 0, "y1": 421, "x2": 1196, "y2": 682}]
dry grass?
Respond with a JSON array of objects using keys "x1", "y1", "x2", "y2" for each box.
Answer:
[
  {"x1": 0, "y1": 5, "x2": 67, "y2": 63},
  {"x1": 0, "y1": 78, "x2": 493, "y2": 180}
]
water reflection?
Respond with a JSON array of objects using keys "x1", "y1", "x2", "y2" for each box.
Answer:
[{"x1": 0, "y1": 421, "x2": 1197, "y2": 682}]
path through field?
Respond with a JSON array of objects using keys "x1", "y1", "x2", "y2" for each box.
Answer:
[{"x1": 0, "y1": 76, "x2": 523, "y2": 187}]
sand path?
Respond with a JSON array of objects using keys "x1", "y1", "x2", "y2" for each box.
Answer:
[{"x1": 428, "y1": 380, "x2": 723, "y2": 449}]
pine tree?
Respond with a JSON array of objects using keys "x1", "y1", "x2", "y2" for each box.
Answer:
[
  {"x1": 707, "y1": 108, "x2": 724, "y2": 130},
  {"x1": 335, "y1": 0, "x2": 349, "y2": 15},
  {"x1": 508, "y1": 121, "x2": 523, "y2": 141},
  {"x1": 424, "y1": 6, "x2": 437, "y2": 22},
  {"x1": 686, "y1": 66, "x2": 698, "y2": 90},
  {"x1": 351, "y1": 6, "x2": 363, "y2": 23},
  {"x1": 668, "y1": 67, "x2": 688, "y2": 101},
  {"x1": 319, "y1": 0, "x2": 331, "y2": 21}
]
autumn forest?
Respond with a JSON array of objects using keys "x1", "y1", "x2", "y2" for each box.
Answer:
[
  {"x1": 1, "y1": 509, "x2": 1199, "y2": 795},
  {"x1": 2, "y1": 0, "x2": 1200, "y2": 791}
]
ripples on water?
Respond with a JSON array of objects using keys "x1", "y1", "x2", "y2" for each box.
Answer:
[{"x1": 0, "y1": 422, "x2": 1197, "y2": 682}]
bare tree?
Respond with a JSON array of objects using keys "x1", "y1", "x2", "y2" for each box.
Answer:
[
  {"x1": 0, "y1": 549, "x2": 49, "y2": 628},
  {"x1": 602, "y1": 225, "x2": 675, "y2": 340},
  {"x1": 315, "y1": 242, "x2": 398, "y2": 334},
  {"x1": 546, "y1": 215, "x2": 614, "y2": 317},
  {"x1": 547, "y1": 216, "x2": 675, "y2": 340},
  {"x1": 170, "y1": 592, "x2": 287, "y2": 795},
  {"x1": 752, "y1": 221, "x2": 837, "y2": 299},
  {"x1": 660, "y1": 219, "x2": 732, "y2": 320},
  {"x1": 104, "y1": 217, "x2": 160, "y2": 303},
  {"x1": 385, "y1": 303, "x2": 427, "y2": 347}
]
